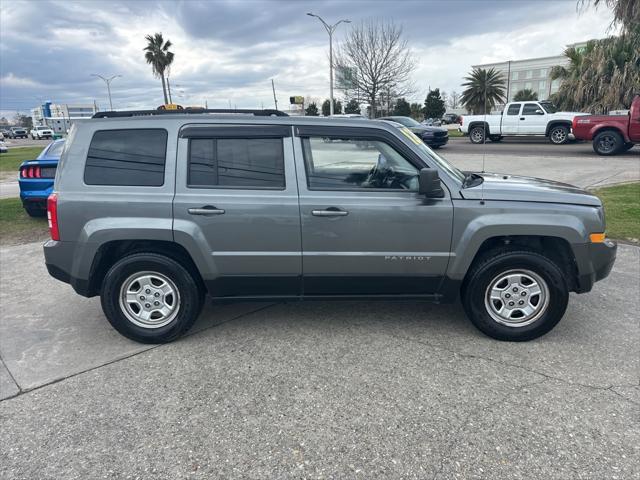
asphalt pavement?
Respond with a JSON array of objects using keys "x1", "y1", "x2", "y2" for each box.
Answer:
[{"x1": 0, "y1": 241, "x2": 638, "y2": 479}]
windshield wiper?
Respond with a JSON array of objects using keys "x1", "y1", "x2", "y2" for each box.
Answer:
[{"x1": 462, "y1": 172, "x2": 484, "y2": 188}]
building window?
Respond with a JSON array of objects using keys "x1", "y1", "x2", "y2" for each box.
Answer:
[
  {"x1": 525, "y1": 70, "x2": 533, "y2": 79},
  {"x1": 540, "y1": 68, "x2": 547, "y2": 78},
  {"x1": 539, "y1": 80, "x2": 547, "y2": 91},
  {"x1": 525, "y1": 82, "x2": 532, "y2": 90},
  {"x1": 511, "y1": 71, "x2": 518, "y2": 80}
]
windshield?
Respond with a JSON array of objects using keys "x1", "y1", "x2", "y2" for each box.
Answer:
[
  {"x1": 540, "y1": 101, "x2": 558, "y2": 113},
  {"x1": 392, "y1": 117, "x2": 421, "y2": 127},
  {"x1": 398, "y1": 127, "x2": 466, "y2": 183}
]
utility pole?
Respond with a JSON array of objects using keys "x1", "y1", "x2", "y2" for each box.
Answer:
[
  {"x1": 91, "y1": 74, "x2": 121, "y2": 111},
  {"x1": 271, "y1": 79, "x2": 278, "y2": 110},
  {"x1": 307, "y1": 13, "x2": 351, "y2": 116}
]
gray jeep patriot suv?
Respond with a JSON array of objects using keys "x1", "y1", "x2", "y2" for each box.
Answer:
[{"x1": 44, "y1": 108, "x2": 616, "y2": 343}]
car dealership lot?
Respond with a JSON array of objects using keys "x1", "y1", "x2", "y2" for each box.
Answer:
[{"x1": 0, "y1": 240, "x2": 638, "y2": 479}]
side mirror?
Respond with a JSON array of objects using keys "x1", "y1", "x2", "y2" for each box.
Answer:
[
  {"x1": 419, "y1": 168, "x2": 445, "y2": 198},
  {"x1": 536, "y1": 109, "x2": 545, "y2": 115}
]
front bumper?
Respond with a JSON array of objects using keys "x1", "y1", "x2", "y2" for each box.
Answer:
[
  {"x1": 424, "y1": 135, "x2": 449, "y2": 147},
  {"x1": 574, "y1": 240, "x2": 617, "y2": 293}
]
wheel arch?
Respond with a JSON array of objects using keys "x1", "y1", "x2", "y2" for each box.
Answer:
[
  {"x1": 592, "y1": 125, "x2": 629, "y2": 143},
  {"x1": 468, "y1": 121, "x2": 491, "y2": 137},
  {"x1": 545, "y1": 120, "x2": 572, "y2": 137},
  {"x1": 86, "y1": 239, "x2": 205, "y2": 297}
]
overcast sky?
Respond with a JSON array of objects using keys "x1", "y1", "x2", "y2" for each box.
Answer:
[{"x1": 0, "y1": 0, "x2": 614, "y2": 118}]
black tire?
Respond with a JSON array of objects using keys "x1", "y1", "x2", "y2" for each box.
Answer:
[
  {"x1": 462, "y1": 249, "x2": 568, "y2": 341},
  {"x1": 24, "y1": 203, "x2": 46, "y2": 217},
  {"x1": 593, "y1": 130, "x2": 624, "y2": 156},
  {"x1": 469, "y1": 126, "x2": 486, "y2": 144},
  {"x1": 100, "y1": 253, "x2": 204, "y2": 343},
  {"x1": 489, "y1": 135, "x2": 503, "y2": 142},
  {"x1": 549, "y1": 125, "x2": 570, "y2": 144}
]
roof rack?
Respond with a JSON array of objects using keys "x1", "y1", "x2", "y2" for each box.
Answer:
[{"x1": 92, "y1": 108, "x2": 289, "y2": 119}]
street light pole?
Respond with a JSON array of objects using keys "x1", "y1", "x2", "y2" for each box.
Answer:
[
  {"x1": 91, "y1": 74, "x2": 122, "y2": 111},
  {"x1": 307, "y1": 13, "x2": 350, "y2": 116}
]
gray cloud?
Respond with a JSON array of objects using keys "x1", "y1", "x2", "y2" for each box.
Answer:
[{"x1": 0, "y1": 0, "x2": 610, "y2": 117}]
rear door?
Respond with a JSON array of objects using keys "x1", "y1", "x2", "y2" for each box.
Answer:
[
  {"x1": 293, "y1": 125, "x2": 454, "y2": 297},
  {"x1": 173, "y1": 124, "x2": 302, "y2": 298},
  {"x1": 501, "y1": 103, "x2": 521, "y2": 134}
]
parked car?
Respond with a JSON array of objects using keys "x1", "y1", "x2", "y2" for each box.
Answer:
[
  {"x1": 9, "y1": 127, "x2": 28, "y2": 139},
  {"x1": 0, "y1": 128, "x2": 11, "y2": 137},
  {"x1": 572, "y1": 94, "x2": 639, "y2": 155},
  {"x1": 44, "y1": 108, "x2": 615, "y2": 344},
  {"x1": 460, "y1": 101, "x2": 588, "y2": 144},
  {"x1": 0, "y1": 141, "x2": 7, "y2": 153},
  {"x1": 30, "y1": 125, "x2": 54, "y2": 140},
  {"x1": 379, "y1": 116, "x2": 448, "y2": 148},
  {"x1": 422, "y1": 118, "x2": 442, "y2": 126},
  {"x1": 441, "y1": 113, "x2": 461, "y2": 125},
  {"x1": 19, "y1": 139, "x2": 65, "y2": 216}
]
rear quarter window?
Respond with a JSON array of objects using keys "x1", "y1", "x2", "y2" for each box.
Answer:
[{"x1": 84, "y1": 129, "x2": 168, "y2": 186}]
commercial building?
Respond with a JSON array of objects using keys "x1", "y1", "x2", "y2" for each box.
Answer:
[
  {"x1": 472, "y1": 41, "x2": 588, "y2": 109},
  {"x1": 31, "y1": 102, "x2": 98, "y2": 133}
]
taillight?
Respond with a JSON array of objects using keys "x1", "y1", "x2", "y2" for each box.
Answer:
[
  {"x1": 21, "y1": 166, "x2": 42, "y2": 178},
  {"x1": 459, "y1": 116, "x2": 464, "y2": 126},
  {"x1": 47, "y1": 193, "x2": 60, "y2": 241},
  {"x1": 572, "y1": 117, "x2": 577, "y2": 132}
]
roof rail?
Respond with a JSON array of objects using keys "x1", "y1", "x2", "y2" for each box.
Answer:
[{"x1": 92, "y1": 108, "x2": 289, "y2": 119}]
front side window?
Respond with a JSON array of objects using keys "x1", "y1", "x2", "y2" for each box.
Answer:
[
  {"x1": 507, "y1": 104, "x2": 521, "y2": 115},
  {"x1": 188, "y1": 138, "x2": 284, "y2": 189},
  {"x1": 522, "y1": 103, "x2": 542, "y2": 115},
  {"x1": 84, "y1": 129, "x2": 167, "y2": 186},
  {"x1": 302, "y1": 136, "x2": 419, "y2": 191}
]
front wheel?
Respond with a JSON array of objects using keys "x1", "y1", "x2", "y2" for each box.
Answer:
[
  {"x1": 462, "y1": 249, "x2": 568, "y2": 341},
  {"x1": 549, "y1": 125, "x2": 569, "y2": 144},
  {"x1": 101, "y1": 253, "x2": 204, "y2": 343},
  {"x1": 593, "y1": 130, "x2": 623, "y2": 156},
  {"x1": 469, "y1": 126, "x2": 486, "y2": 144}
]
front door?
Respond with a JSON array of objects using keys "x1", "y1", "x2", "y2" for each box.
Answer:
[
  {"x1": 173, "y1": 124, "x2": 302, "y2": 298},
  {"x1": 293, "y1": 127, "x2": 454, "y2": 296},
  {"x1": 518, "y1": 103, "x2": 547, "y2": 134}
]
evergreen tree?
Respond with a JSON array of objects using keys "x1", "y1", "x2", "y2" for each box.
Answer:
[
  {"x1": 423, "y1": 89, "x2": 447, "y2": 118},
  {"x1": 393, "y1": 98, "x2": 411, "y2": 116},
  {"x1": 305, "y1": 102, "x2": 319, "y2": 116},
  {"x1": 344, "y1": 99, "x2": 361, "y2": 114}
]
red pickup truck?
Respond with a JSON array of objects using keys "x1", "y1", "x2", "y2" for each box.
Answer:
[{"x1": 572, "y1": 94, "x2": 640, "y2": 155}]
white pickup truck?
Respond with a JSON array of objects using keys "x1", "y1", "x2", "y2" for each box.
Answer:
[
  {"x1": 30, "y1": 125, "x2": 54, "y2": 140},
  {"x1": 460, "y1": 101, "x2": 587, "y2": 145}
]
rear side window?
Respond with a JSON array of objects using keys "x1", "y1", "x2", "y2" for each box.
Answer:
[
  {"x1": 507, "y1": 104, "x2": 521, "y2": 115},
  {"x1": 84, "y1": 129, "x2": 167, "y2": 186},
  {"x1": 188, "y1": 138, "x2": 284, "y2": 189}
]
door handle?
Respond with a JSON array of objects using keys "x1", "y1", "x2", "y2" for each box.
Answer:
[
  {"x1": 520, "y1": 117, "x2": 525, "y2": 120},
  {"x1": 312, "y1": 207, "x2": 349, "y2": 217},
  {"x1": 188, "y1": 206, "x2": 225, "y2": 216}
]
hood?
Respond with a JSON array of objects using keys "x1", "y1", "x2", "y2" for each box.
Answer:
[
  {"x1": 410, "y1": 125, "x2": 447, "y2": 134},
  {"x1": 460, "y1": 173, "x2": 601, "y2": 206}
]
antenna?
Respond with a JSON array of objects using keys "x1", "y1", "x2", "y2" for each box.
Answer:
[{"x1": 480, "y1": 80, "x2": 487, "y2": 205}]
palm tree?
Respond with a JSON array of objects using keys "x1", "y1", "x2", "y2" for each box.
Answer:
[
  {"x1": 460, "y1": 68, "x2": 506, "y2": 114},
  {"x1": 144, "y1": 33, "x2": 174, "y2": 104},
  {"x1": 513, "y1": 89, "x2": 538, "y2": 101}
]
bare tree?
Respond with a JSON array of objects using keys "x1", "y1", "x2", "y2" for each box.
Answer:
[
  {"x1": 449, "y1": 90, "x2": 461, "y2": 109},
  {"x1": 335, "y1": 20, "x2": 415, "y2": 117}
]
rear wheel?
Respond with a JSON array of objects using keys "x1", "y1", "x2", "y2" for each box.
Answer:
[
  {"x1": 469, "y1": 126, "x2": 486, "y2": 144},
  {"x1": 101, "y1": 253, "x2": 204, "y2": 343},
  {"x1": 462, "y1": 249, "x2": 568, "y2": 341},
  {"x1": 593, "y1": 130, "x2": 623, "y2": 155}
]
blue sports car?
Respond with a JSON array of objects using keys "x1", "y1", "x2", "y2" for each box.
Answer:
[{"x1": 19, "y1": 139, "x2": 65, "y2": 217}]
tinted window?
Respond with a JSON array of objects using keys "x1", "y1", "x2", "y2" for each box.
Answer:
[
  {"x1": 189, "y1": 138, "x2": 284, "y2": 189},
  {"x1": 522, "y1": 103, "x2": 541, "y2": 115},
  {"x1": 85, "y1": 129, "x2": 167, "y2": 186},
  {"x1": 302, "y1": 136, "x2": 419, "y2": 191},
  {"x1": 507, "y1": 104, "x2": 521, "y2": 115}
]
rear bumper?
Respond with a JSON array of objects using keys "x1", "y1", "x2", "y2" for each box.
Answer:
[
  {"x1": 44, "y1": 240, "x2": 92, "y2": 297},
  {"x1": 19, "y1": 179, "x2": 54, "y2": 202},
  {"x1": 574, "y1": 240, "x2": 617, "y2": 293}
]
